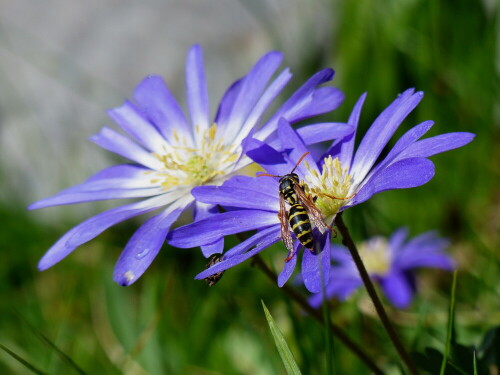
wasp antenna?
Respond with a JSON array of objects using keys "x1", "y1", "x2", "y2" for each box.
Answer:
[
  {"x1": 257, "y1": 172, "x2": 281, "y2": 178},
  {"x1": 320, "y1": 191, "x2": 357, "y2": 201},
  {"x1": 290, "y1": 152, "x2": 311, "y2": 174}
]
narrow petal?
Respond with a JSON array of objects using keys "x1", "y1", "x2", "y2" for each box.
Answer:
[
  {"x1": 191, "y1": 185, "x2": 279, "y2": 211},
  {"x1": 29, "y1": 165, "x2": 163, "y2": 209},
  {"x1": 133, "y1": 75, "x2": 191, "y2": 143},
  {"x1": 113, "y1": 197, "x2": 190, "y2": 286},
  {"x1": 168, "y1": 210, "x2": 278, "y2": 248},
  {"x1": 38, "y1": 194, "x2": 180, "y2": 270},
  {"x1": 214, "y1": 78, "x2": 243, "y2": 129},
  {"x1": 336, "y1": 93, "x2": 367, "y2": 167},
  {"x1": 296, "y1": 123, "x2": 354, "y2": 145},
  {"x1": 380, "y1": 272, "x2": 414, "y2": 309},
  {"x1": 245, "y1": 138, "x2": 291, "y2": 176},
  {"x1": 401, "y1": 231, "x2": 444, "y2": 250},
  {"x1": 396, "y1": 252, "x2": 455, "y2": 271},
  {"x1": 200, "y1": 239, "x2": 224, "y2": 258},
  {"x1": 286, "y1": 86, "x2": 344, "y2": 123},
  {"x1": 223, "y1": 225, "x2": 280, "y2": 258},
  {"x1": 85, "y1": 164, "x2": 150, "y2": 181},
  {"x1": 396, "y1": 132, "x2": 475, "y2": 160},
  {"x1": 301, "y1": 235, "x2": 331, "y2": 293},
  {"x1": 388, "y1": 227, "x2": 409, "y2": 254},
  {"x1": 351, "y1": 158, "x2": 435, "y2": 207},
  {"x1": 89, "y1": 127, "x2": 162, "y2": 170},
  {"x1": 277, "y1": 118, "x2": 318, "y2": 177},
  {"x1": 350, "y1": 89, "x2": 423, "y2": 182},
  {"x1": 330, "y1": 246, "x2": 355, "y2": 264},
  {"x1": 232, "y1": 68, "x2": 292, "y2": 145},
  {"x1": 107, "y1": 101, "x2": 167, "y2": 153},
  {"x1": 194, "y1": 202, "x2": 224, "y2": 257},
  {"x1": 223, "y1": 51, "x2": 284, "y2": 141},
  {"x1": 186, "y1": 45, "x2": 210, "y2": 131},
  {"x1": 308, "y1": 270, "x2": 362, "y2": 308},
  {"x1": 221, "y1": 175, "x2": 278, "y2": 192},
  {"x1": 362, "y1": 121, "x2": 435, "y2": 182},
  {"x1": 393, "y1": 232, "x2": 455, "y2": 270},
  {"x1": 29, "y1": 186, "x2": 163, "y2": 208},
  {"x1": 194, "y1": 226, "x2": 280, "y2": 279},
  {"x1": 258, "y1": 68, "x2": 336, "y2": 140},
  {"x1": 382, "y1": 121, "x2": 434, "y2": 161},
  {"x1": 327, "y1": 271, "x2": 363, "y2": 301}
]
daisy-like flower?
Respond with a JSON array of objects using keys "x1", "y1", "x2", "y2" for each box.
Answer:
[
  {"x1": 168, "y1": 89, "x2": 474, "y2": 292},
  {"x1": 307, "y1": 228, "x2": 455, "y2": 309},
  {"x1": 29, "y1": 44, "x2": 347, "y2": 286}
]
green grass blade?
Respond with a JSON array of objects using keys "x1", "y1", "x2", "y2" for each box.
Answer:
[
  {"x1": 0, "y1": 343, "x2": 49, "y2": 375},
  {"x1": 439, "y1": 270, "x2": 458, "y2": 375},
  {"x1": 15, "y1": 312, "x2": 87, "y2": 375},
  {"x1": 473, "y1": 350, "x2": 477, "y2": 375},
  {"x1": 447, "y1": 361, "x2": 469, "y2": 375},
  {"x1": 261, "y1": 300, "x2": 302, "y2": 375}
]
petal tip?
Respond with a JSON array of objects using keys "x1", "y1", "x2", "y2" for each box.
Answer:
[
  {"x1": 189, "y1": 43, "x2": 202, "y2": 52},
  {"x1": 27, "y1": 202, "x2": 41, "y2": 210},
  {"x1": 114, "y1": 270, "x2": 137, "y2": 286},
  {"x1": 38, "y1": 257, "x2": 53, "y2": 271}
]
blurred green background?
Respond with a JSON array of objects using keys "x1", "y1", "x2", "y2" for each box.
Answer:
[{"x1": 0, "y1": 0, "x2": 498, "y2": 373}]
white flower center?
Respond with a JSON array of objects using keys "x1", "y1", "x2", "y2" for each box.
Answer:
[
  {"x1": 358, "y1": 237, "x2": 391, "y2": 276},
  {"x1": 148, "y1": 124, "x2": 240, "y2": 190},
  {"x1": 304, "y1": 156, "x2": 353, "y2": 224}
]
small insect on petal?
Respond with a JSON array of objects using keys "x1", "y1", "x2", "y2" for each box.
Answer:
[{"x1": 203, "y1": 254, "x2": 225, "y2": 286}]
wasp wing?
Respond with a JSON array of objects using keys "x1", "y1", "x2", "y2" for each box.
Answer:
[
  {"x1": 294, "y1": 183, "x2": 329, "y2": 234},
  {"x1": 278, "y1": 193, "x2": 295, "y2": 255}
]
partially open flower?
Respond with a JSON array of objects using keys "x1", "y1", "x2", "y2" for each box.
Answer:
[{"x1": 307, "y1": 228, "x2": 455, "y2": 309}]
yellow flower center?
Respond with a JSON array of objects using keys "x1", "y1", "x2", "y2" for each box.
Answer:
[
  {"x1": 304, "y1": 156, "x2": 353, "y2": 224},
  {"x1": 358, "y1": 237, "x2": 391, "y2": 276},
  {"x1": 148, "y1": 124, "x2": 240, "y2": 190}
]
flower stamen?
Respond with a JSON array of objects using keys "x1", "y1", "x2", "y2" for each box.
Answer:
[
  {"x1": 305, "y1": 156, "x2": 353, "y2": 224},
  {"x1": 149, "y1": 124, "x2": 240, "y2": 190},
  {"x1": 358, "y1": 237, "x2": 391, "y2": 276}
]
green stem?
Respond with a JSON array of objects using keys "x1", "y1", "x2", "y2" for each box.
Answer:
[
  {"x1": 252, "y1": 254, "x2": 384, "y2": 375},
  {"x1": 335, "y1": 213, "x2": 419, "y2": 375}
]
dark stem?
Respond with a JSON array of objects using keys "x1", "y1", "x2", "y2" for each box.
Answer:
[
  {"x1": 335, "y1": 213, "x2": 419, "y2": 375},
  {"x1": 251, "y1": 254, "x2": 384, "y2": 375}
]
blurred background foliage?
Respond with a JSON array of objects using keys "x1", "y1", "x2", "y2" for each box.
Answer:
[{"x1": 0, "y1": 0, "x2": 498, "y2": 373}]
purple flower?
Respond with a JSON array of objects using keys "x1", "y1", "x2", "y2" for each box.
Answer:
[
  {"x1": 28, "y1": 44, "x2": 345, "y2": 285},
  {"x1": 307, "y1": 228, "x2": 456, "y2": 309},
  {"x1": 169, "y1": 89, "x2": 474, "y2": 292}
]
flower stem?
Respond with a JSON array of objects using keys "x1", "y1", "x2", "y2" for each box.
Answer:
[
  {"x1": 335, "y1": 213, "x2": 420, "y2": 375},
  {"x1": 251, "y1": 253, "x2": 384, "y2": 375}
]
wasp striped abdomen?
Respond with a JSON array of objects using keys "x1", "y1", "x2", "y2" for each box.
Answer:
[
  {"x1": 288, "y1": 204, "x2": 314, "y2": 250},
  {"x1": 279, "y1": 174, "x2": 315, "y2": 251}
]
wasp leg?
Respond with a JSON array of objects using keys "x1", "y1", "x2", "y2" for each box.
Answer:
[{"x1": 285, "y1": 244, "x2": 300, "y2": 262}]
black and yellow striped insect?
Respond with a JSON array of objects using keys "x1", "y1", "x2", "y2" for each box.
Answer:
[{"x1": 258, "y1": 152, "x2": 329, "y2": 261}]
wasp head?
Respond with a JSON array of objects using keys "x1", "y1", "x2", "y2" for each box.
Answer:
[{"x1": 279, "y1": 173, "x2": 299, "y2": 192}]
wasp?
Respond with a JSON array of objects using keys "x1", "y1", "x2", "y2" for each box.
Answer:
[{"x1": 258, "y1": 152, "x2": 331, "y2": 262}]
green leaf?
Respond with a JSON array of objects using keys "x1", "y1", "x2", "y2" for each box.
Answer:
[
  {"x1": 261, "y1": 300, "x2": 302, "y2": 375},
  {"x1": 440, "y1": 270, "x2": 457, "y2": 375}
]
